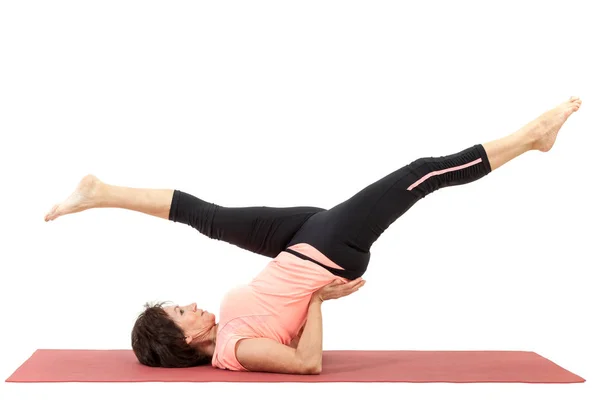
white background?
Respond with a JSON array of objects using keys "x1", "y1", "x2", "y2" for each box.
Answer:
[{"x1": 1, "y1": 0, "x2": 598, "y2": 399}]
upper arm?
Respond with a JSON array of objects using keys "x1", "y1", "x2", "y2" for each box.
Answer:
[
  {"x1": 235, "y1": 338, "x2": 321, "y2": 374},
  {"x1": 289, "y1": 321, "x2": 306, "y2": 349}
]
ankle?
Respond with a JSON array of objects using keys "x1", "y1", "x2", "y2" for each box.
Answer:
[
  {"x1": 92, "y1": 181, "x2": 112, "y2": 208},
  {"x1": 514, "y1": 129, "x2": 537, "y2": 152}
]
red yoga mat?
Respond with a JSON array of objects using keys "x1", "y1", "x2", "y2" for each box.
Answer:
[{"x1": 6, "y1": 349, "x2": 585, "y2": 383}]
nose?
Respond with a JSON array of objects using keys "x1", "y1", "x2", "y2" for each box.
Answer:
[{"x1": 191, "y1": 303, "x2": 197, "y2": 312}]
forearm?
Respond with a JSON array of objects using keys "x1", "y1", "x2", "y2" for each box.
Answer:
[{"x1": 294, "y1": 297, "x2": 323, "y2": 370}]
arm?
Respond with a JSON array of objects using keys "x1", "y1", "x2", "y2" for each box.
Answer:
[
  {"x1": 235, "y1": 278, "x2": 365, "y2": 375},
  {"x1": 289, "y1": 321, "x2": 306, "y2": 349},
  {"x1": 294, "y1": 296, "x2": 323, "y2": 372},
  {"x1": 235, "y1": 296, "x2": 323, "y2": 375}
]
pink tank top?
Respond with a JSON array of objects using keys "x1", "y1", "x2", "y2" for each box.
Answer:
[{"x1": 211, "y1": 243, "x2": 349, "y2": 371}]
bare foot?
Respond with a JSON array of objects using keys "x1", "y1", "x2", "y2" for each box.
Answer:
[
  {"x1": 44, "y1": 174, "x2": 104, "y2": 222},
  {"x1": 530, "y1": 96, "x2": 582, "y2": 152}
]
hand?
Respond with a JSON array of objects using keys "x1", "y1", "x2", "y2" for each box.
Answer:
[{"x1": 312, "y1": 277, "x2": 366, "y2": 303}]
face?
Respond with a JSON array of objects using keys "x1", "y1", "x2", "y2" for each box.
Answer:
[{"x1": 164, "y1": 303, "x2": 216, "y2": 344}]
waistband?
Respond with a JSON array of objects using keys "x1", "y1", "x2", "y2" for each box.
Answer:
[{"x1": 283, "y1": 248, "x2": 346, "y2": 277}]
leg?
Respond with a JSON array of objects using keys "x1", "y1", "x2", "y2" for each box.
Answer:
[
  {"x1": 45, "y1": 177, "x2": 324, "y2": 258},
  {"x1": 288, "y1": 96, "x2": 583, "y2": 279},
  {"x1": 169, "y1": 190, "x2": 324, "y2": 257},
  {"x1": 288, "y1": 143, "x2": 492, "y2": 279}
]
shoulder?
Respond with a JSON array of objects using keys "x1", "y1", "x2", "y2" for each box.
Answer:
[{"x1": 211, "y1": 332, "x2": 249, "y2": 371}]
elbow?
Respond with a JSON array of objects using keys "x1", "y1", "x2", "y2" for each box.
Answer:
[
  {"x1": 309, "y1": 363, "x2": 322, "y2": 375},
  {"x1": 296, "y1": 350, "x2": 323, "y2": 375},
  {"x1": 301, "y1": 360, "x2": 322, "y2": 375}
]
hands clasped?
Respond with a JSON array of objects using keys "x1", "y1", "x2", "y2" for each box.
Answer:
[{"x1": 313, "y1": 277, "x2": 366, "y2": 302}]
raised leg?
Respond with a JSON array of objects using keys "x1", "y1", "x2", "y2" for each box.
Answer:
[
  {"x1": 286, "y1": 96, "x2": 583, "y2": 279},
  {"x1": 44, "y1": 178, "x2": 324, "y2": 258}
]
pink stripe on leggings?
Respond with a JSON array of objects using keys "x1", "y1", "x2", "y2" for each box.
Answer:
[{"x1": 407, "y1": 158, "x2": 483, "y2": 191}]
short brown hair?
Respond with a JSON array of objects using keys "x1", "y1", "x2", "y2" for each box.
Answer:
[{"x1": 131, "y1": 301, "x2": 212, "y2": 368}]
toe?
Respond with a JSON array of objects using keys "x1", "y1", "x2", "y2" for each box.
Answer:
[{"x1": 45, "y1": 204, "x2": 59, "y2": 221}]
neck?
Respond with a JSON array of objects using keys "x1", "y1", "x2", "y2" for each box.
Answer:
[{"x1": 194, "y1": 323, "x2": 219, "y2": 357}]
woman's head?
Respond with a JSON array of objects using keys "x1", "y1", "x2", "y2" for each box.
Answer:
[{"x1": 131, "y1": 301, "x2": 217, "y2": 368}]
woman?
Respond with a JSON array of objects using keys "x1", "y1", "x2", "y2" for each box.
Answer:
[{"x1": 44, "y1": 97, "x2": 582, "y2": 375}]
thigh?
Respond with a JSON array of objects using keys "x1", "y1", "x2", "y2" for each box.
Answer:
[
  {"x1": 304, "y1": 144, "x2": 489, "y2": 251},
  {"x1": 286, "y1": 209, "x2": 372, "y2": 280},
  {"x1": 286, "y1": 164, "x2": 420, "y2": 277},
  {"x1": 170, "y1": 190, "x2": 325, "y2": 258},
  {"x1": 289, "y1": 161, "x2": 420, "y2": 256},
  {"x1": 288, "y1": 144, "x2": 490, "y2": 277}
]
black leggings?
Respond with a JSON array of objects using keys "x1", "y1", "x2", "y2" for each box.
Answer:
[{"x1": 169, "y1": 144, "x2": 492, "y2": 280}]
